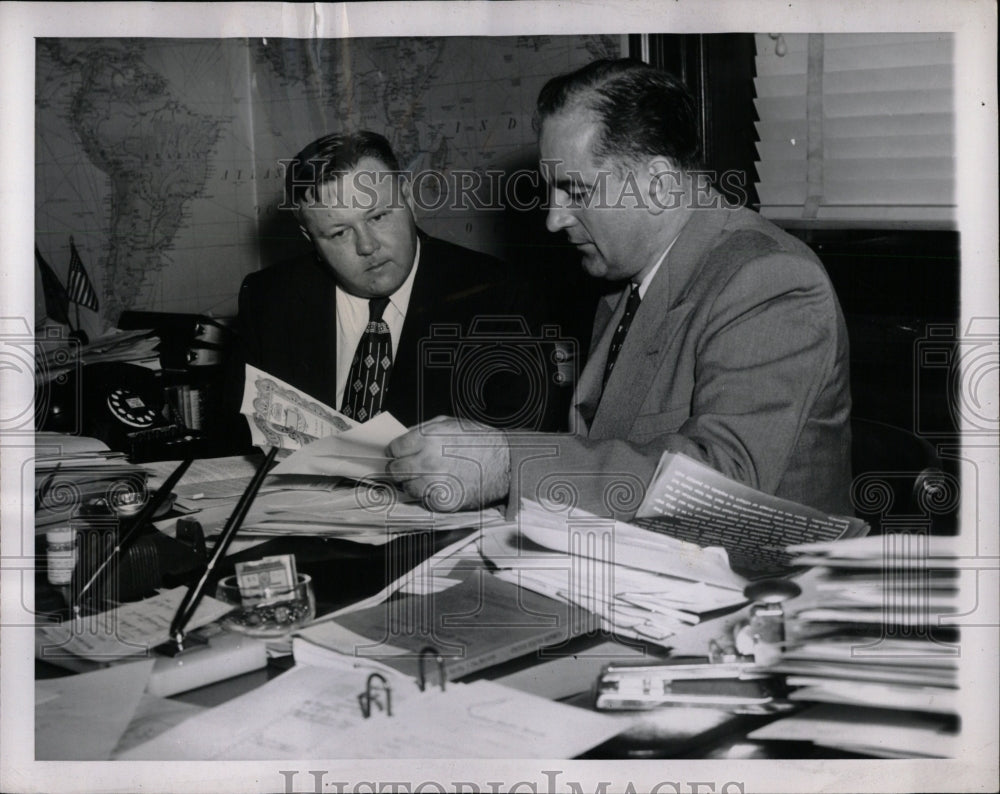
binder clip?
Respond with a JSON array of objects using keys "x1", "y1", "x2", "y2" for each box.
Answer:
[
  {"x1": 358, "y1": 672, "x2": 392, "y2": 718},
  {"x1": 418, "y1": 646, "x2": 446, "y2": 692}
]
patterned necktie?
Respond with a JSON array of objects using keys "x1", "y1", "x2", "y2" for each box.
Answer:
[
  {"x1": 603, "y1": 283, "x2": 641, "y2": 387},
  {"x1": 341, "y1": 296, "x2": 393, "y2": 422}
]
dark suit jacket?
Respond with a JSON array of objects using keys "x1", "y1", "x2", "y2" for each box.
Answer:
[
  {"x1": 508, "y1": 204, "x2": 853, "y2": 518},
  {"x1": 229, "y1": 232, "x2": 558, "y2": 438}
]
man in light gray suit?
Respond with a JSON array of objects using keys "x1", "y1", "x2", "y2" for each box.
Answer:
[{"x1": 387, "y1": 58, "x2": 852, "y2": 519}]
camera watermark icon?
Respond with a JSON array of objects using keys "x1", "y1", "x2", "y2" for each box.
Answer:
[
  {"x1": 419, "y1": 317, "x2": 577, "y2": 433},
  {"x1": 0, "y1": 317, "x2": 81, "y2": 436},
  {"x1": 914, "y1": 317, "x2": 999, "y2": 438}
]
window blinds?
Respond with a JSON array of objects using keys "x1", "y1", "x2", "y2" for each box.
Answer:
[{"x1": 753, "y1": 33, "x2": 955, "y2": 227}]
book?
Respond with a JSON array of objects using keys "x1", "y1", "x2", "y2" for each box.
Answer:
[{"x1": 297, "y1": 569, "x2": 583, "y2": 681}]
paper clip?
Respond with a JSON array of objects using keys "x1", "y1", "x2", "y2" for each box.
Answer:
[
  {"x1": 358, "y1": 672, "x2": 392, "y2": 718},
  {"x1": 418, "y1": 646, "x2": 446, "y2": 692}
]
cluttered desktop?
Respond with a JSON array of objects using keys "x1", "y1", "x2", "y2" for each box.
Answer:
[{"x1": 31, "y1": 342, "x2": 961, "y2": 763}]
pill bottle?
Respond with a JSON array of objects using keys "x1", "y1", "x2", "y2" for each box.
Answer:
[{"x1": 45, "y1": 527, "x2": 77, "y2": 586}]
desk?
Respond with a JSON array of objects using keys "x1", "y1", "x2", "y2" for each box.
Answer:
[
  {"x1": 31, "y1": 475, "x2": 875, "y2": 761},
  {"x1": 36, "y1": 627, "x2": 860, "y2": 761}
]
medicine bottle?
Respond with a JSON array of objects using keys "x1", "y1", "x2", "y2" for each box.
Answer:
[{"x1": 45, "y1": 527, "x2": 78, "y2": 586}]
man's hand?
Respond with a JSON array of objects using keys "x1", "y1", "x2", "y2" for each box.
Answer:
[{"x1": 385, "y1": 416, "x2": 511, "y2": 512}]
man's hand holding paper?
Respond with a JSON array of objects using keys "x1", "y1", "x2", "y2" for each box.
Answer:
[
  {"x1": 272, "y1": 411, "x2": 407, "y2": 480},
  {"x1": 386, "y1": 416, "x2": 511, "y2": 512}
]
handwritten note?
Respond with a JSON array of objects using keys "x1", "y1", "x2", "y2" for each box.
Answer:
[{"x1": 36, "y1": 587, "x2": 233, "y2": 663}]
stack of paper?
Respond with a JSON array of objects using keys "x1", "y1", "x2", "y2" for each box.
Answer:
[
  {"x1": 35, "y1": 433, "x2": 150, "y2": 529},
  {"x1": 151, "y1": 366, "x2": 500, "y2": 546},
  {"x1": 151, "y1": 454, "x2": 502, "y2": 548},
  {"x1": 747, "y1": 533, "x2": 961, "y2": 757},
  {"x1": 37, "y1": 328, "x2": 161, "y2": 382},
  {"x1": 479, "y1": 500, "x2": 750, "y2": 648}
]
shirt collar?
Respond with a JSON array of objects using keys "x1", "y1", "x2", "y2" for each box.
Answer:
[{"x1": 635, "y1": 234, "x2": 679, "y2": 299}]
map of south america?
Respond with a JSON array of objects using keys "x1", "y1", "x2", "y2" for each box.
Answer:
[{"x1": 41, "y1": 41, "x2": 224, "y2": 322}]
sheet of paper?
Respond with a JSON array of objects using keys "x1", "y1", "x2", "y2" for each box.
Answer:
[
  {"x1": 303, "y1": 525, "x2": 496, "y2": 625},
  {"x1": 747, "y1": 703, "x2": 959, "y2": 758},
  {"x1": 241, "y1": 364, "x2": 357, "y2": 450},
  {"x1": 270, "y1": 412, "x2": 408, "y2": 479},
  {"x1": 491, "y1": 639, "x2": 649, "y2": 700},
  {"x1": 516, "y1": 499, "x2": 748, "y2": 590},
  {"x1": 246, "y1": 506, "x2": 504, "y2": 534},
  {"x1": 789, "y1": 532, "x2": 961, "y2": 560},
  {"x1": 634, "y1": 451, "x2": 869, "y2": 576},
  {"x1": 785, "y1": 678, "x2": 958, "y2": 714},
  {"x1": 36, "y1": 587, "x2": 233, "y2": 663},
  {"x1": 111, "y1": 693, "x2": 205, "y2": 758},
  {"x1": 145, "y1": 454, "x2": 263, "y2": 487},
  {"x1": 120, "y1": 662, "x2": 622, "y2": 759},
  {"x1": 35, "y1": 432, "x2": 111, "y2": 457},
  {"x1": 36, "y1": 659, "x2": 154, "y2": 759}
]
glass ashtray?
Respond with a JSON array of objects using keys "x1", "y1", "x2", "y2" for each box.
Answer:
[{"x1": 215, "y1": 573, "x2": 315, "y2": 637}]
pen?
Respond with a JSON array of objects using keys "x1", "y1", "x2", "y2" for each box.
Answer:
[
  {"x1": 74, "y1": 457, "x2": 193, "y2": 614},
  {"x1": 169, "y1": 446, "x2": 278, "y2": 649}
]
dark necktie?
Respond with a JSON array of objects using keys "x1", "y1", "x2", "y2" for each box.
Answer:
[
  {"x1": 341, "y1": 296, "x2": 393, "y2": 422},
  {"x1": 603, "y1": 283, "x2": 641, "y2": 387}
]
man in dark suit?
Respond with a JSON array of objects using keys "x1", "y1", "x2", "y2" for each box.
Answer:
[
  {"x1": 387, "y1": 59, "x2": 853, "y2": 518},
  {"x1": 231, "y1": 130, "x2": 558, "y2": 440},
  {"x1": 226, "y1": 130, "x2": 567, "y2": 606}
]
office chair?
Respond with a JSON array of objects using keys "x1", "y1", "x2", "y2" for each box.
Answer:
[{"x1": 849, "y1": 417, "x2": 959, "y2": 535}]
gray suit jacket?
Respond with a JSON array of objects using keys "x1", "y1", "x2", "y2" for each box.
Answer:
[{"x1": 508, "y1": 204, "x2": 853, "y2": 518}]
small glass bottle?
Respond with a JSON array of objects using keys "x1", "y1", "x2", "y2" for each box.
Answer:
[{"x1": 45, "y1": 527, "x2": 77, "y2": 586}]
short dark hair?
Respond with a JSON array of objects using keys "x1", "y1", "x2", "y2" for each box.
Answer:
[
  {"x1": 536, "y1": 58, "x2": 700, "y2": 170},
  {"x1": 284, "y1": 130, "x2": 401, "y2": 209}
]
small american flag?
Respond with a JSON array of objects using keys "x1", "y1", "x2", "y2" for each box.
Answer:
[{"x1": 66, "y1": 237, "x2": 99, "y2": 311}]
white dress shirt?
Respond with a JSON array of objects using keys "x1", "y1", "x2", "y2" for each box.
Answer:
[
  {"x1": 636, "y1": 234, "x2": 679, "y2": 299},
  {"x1": 334, "y1": 238, "x2": 421, "y2": 408}
]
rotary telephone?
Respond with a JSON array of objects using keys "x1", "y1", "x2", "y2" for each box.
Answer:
[{"x1": 40, "y1": 362, "x2": 191, "y2": 459}]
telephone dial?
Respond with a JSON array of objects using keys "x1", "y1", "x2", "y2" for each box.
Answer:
[
  {"x1": 106, "y1": 385, "x2": 161, "y2": 428},
  {"x1": 39, "y1": 362, "x2": 193, "y2": 459}
]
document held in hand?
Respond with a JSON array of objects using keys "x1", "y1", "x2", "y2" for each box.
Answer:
[
  {"x1": 240, "y1": 364, "x2": 407, "y2": 480},
  {"x1": 240, "y1": 363, "x2": 356, "y2": 450},
  {"x1": 634, "y1": 452, "x2": 869, "y2": 577}
]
